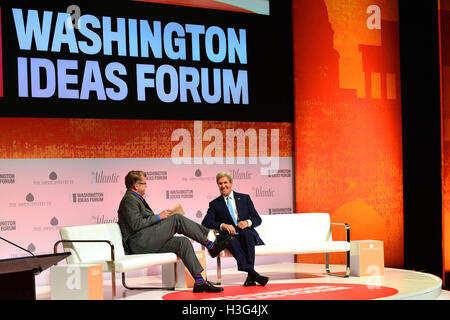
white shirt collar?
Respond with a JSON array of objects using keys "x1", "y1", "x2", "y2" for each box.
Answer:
[{"x1": 223, "y1": 191, "x2": 234, "y2": 200}]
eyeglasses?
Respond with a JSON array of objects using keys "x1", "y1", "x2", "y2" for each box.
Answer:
[{"x1": 136, "y1": 182, "x2": 147, "y2": 185}]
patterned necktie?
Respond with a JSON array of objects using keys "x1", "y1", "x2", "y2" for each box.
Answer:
[{"x1": 227, "y1": 196, "x2": 239, "y2": 235}]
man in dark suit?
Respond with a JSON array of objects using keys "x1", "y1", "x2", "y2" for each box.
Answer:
[
  {"x1": 202, "y1": 171, "x2": 269, "y2": 286},
  {"x1": 118, "y1": 170, "x2": 231, "y2": 293}
]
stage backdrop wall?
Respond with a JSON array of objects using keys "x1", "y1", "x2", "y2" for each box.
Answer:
[
  {"x1": 0, "y1": 0, "x2": 407, "y2": 287},
  {"x1": 0, "y1": 119, "x2": 293, "y2": 286},
  {"x1": 292, "y1": 0, "x2": 404, "y2": 267},
  {"x1": 0, "y1": 0, "x2": 295, "y2": 286}
]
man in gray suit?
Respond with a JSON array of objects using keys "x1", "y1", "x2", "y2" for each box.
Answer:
[{"x1": 118, "y1": 170, "x2": 230, "y2": 293}]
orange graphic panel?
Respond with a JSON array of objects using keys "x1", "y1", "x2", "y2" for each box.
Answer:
[
  {"x1": 293, "y1": 0, "x2": 403, "y2": 267},
  {"x1": 0, "y1": 118, "x2": 292, "y2": 159}
]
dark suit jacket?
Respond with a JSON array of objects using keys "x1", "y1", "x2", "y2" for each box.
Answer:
[
  {"x1": 201, "y1": 191, "x2": 264, "y2": 245},
  {"x1": 117, "y1": 189, "x2": 159, "y2": 253}
]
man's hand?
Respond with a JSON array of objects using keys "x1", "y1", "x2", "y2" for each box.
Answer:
[
  {"x1": 237, "y1": 221, "x2": 249, "y2": 229},
  {"x1": 221, "y1": 223, "x2": 237, "y2": 235},
  {"x1": 158, "y1": 209, "x2": 172, "y2": 220}
]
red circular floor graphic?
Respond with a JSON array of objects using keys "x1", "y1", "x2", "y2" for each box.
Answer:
[{"x1": 162, "y1": 283, "x2": 399, "y2": 300}]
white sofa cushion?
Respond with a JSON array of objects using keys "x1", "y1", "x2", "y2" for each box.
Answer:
[
  {"x1": 219, "y1": 213, "x2": 349, "y2": 257},
  {"x1": 257, "y1": 213, "x2": 334, "y2": 244},
  {"x1": 59, "y1": 223, "x2": 179, "y2": 273},
  {"x1": 59, "y1": 213, "x2": 349, "y2": 273},
  {"x1": 77, "y1": 253, "x2": 178, "y2": 273}
]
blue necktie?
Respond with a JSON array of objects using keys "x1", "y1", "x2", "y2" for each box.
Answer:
[{"x1": 227, "y1": 196, "x2": 239, "y2": 235}]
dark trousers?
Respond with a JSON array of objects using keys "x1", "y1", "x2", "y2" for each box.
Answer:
[
  {"x1": 227, "y1": 228, "x2": 257, "y2": 272},
  {"x1": 129, "y1": 214, "x2": 209, "y2": 277}
]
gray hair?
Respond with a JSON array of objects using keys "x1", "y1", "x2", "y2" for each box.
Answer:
[{"x1": 216, "y1": 171, "x2": 233, "y2": 183}]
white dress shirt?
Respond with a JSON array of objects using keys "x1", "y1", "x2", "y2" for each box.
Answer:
[{"x1": 220, "y1": 191, "x2": 252, "y2": 230}]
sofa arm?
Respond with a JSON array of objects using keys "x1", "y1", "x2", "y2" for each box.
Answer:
[
  {"x1": 53, "y1": 239, "x2": 116, "y2": 265},
  {"x1": 326, "y1": 223, "x2": 350, "y2": 277}
]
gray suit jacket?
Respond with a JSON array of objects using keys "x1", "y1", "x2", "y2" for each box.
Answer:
[{"x1": 117, "y1": 189, "x2": 159, "y2": 253}]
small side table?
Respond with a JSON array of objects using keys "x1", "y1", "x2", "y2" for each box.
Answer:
[
  {"x1": 350, "y1": 240, "x2": 384, "y2": 277},
  {"x1": 50, "y1": 264, "x2": 103, "y2": 300}
]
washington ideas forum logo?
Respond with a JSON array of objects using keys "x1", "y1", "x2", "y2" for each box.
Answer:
[
  {"x1": 0, "y1": 220, "x2": 16, "y2": 231},
  {"x1": 73, "y1": 192, "x2": 104, "y2": 203},
  {"x1": 11, "y1": 6, "x2": 248, "y2": 104},
  {"x1": 0, "y1": 173, "x2": 15, "y2": 184}
]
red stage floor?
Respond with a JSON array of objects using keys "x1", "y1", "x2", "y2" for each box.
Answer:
[
  {"x1": 36, "y1": 262, "x2": 444, "y2": 300},
  {"x1": 163, "y1": 282, "x2": 399, "y2": 300}
]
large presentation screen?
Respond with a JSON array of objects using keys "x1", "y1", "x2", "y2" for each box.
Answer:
[{"x1": 0, "y1": 0, "x2": 292, "y2": 121}]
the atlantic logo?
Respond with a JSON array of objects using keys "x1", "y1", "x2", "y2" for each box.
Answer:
[
  {"x1": 91, "y1": 215, "x2": 118, "y2": 224},
  {"x1": 252, "y1": 186, "x2": 275, "y2": 197},
  {"x1": 91, "y1": 171, "x2": 119, "y2": 183},
  {"x1": 230, "y1": 169, "x2": 252, "y2": 180}
]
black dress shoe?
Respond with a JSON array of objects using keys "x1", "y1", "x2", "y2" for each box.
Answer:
[
  {"x1": 208, "y1": 237, "x2": 233, "y2": 258},
  {"x1": 255, "y1": 275, "x2": 269, "y2": 286},
  {"x1": 193, "y1": 281, "x2": 224, "y2": 293},
  {"x1": 243, "y1": 275, "x2": 257, "y2": 287}
]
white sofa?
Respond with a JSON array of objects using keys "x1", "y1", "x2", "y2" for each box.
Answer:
[
  {"x1": 53, "y1": 223, "x2": 179, "y2": 299},
  {"x1": 53, "y1": 213, "x2": 350, "y2": 297},
  {"x1": 214, "y1": 213, "x2": 351, "y2": 284}
]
